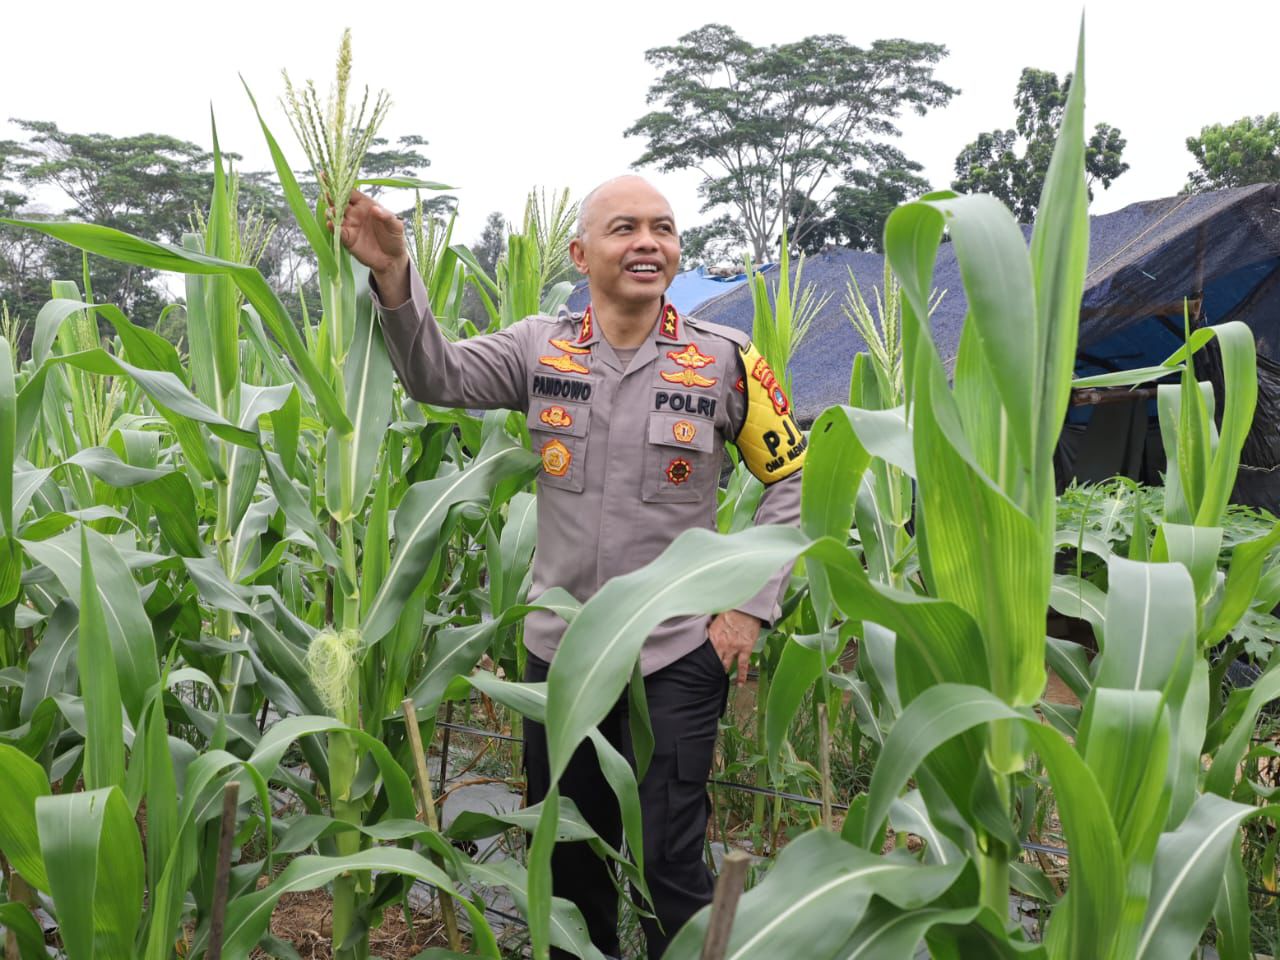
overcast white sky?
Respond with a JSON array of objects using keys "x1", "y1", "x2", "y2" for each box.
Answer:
[{"x1": 5, "y1": 0, "x2": 1278, "y2": 245}]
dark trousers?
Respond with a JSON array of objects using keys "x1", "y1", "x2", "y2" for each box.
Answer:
[{"x1": 524, "y1": 639, "x2": 729, "y2": 960}]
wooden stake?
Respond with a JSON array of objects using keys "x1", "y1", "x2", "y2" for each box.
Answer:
[
  {"x1": 402, "y1": 698, "x2": 462, "y2": 952},
  {"x1": 206, "y1": 780, "x2": 239, "y2": 960},
  {"x1": 818, "y1": 702, "x2": 833, "y2": 832},
  {"x1": 701, "y1": 849, "x2": 751, "y2": 960}
]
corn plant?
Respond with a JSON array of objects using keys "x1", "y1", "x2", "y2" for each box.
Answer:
[
  {"x1": 482, "y1": 22, "x2": 1280, "y2": 959},
  {"x1": 0, "y1": 33, "x2": 616, "y2": 959}
]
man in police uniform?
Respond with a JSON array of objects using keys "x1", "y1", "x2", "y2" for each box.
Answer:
[{"x1": 340, "y1": 175, "x2": 805, "y2": 959}]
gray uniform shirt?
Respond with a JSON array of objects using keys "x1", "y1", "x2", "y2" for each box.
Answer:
[{"x1": 371, "y1": 268, "x2": 802, "y2": 675}]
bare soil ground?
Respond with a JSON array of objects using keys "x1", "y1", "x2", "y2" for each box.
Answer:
[{"x1": 247, "y1": 887, "x2": 452, "y2": 959}]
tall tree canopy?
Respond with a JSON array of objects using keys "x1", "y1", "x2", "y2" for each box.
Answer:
[
  {"x1": 952, "y1": 67, "x2": 1128, "y2": 222},
  {"x1": 1185, "y1": 113, "x2": 1280, "y2": 192},
  {"x1": 626, "y1": 23, "x2": 957, "y2": 261}
]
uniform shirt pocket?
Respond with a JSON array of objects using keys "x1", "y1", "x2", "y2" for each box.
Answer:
[
  {"x1": 529, "y1": 398, "x2": 589, "y2": 493},
  {"x1": 642, "y1": 411, "x2": 716, "y2": 503}
]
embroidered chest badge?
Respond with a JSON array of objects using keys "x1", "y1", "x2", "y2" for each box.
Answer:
[
  {"x1": 539, "y1": 353, "x2": 590, "y2": 375},
  {"x1": 660, "y1": 368, "x2": 718, "y2": 388},
  {"x1": 550, "y1": 338, "x2": 590, "y2": 355},
  {"x1": 672, "y1": 420, "x2": 696, "y2": 443},
  {"x1": 540, "y1": 438, "x2": 572, "y2": 477},
  {"x1": 667, "y1": 343, "x2": 716, "y2": 368},
  {"x1": 540, "y1": 406, "x2": 574, "y2": 428},
  {"x1": 665, "y1": 457, "x2": 692, "y2": 485}
]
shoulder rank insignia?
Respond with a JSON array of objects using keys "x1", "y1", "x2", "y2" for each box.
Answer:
[
  {"x1": 667, "y1": 343, "x2": 715, "y2": 368},
  {"x1": 660, "y1": 303, "x2": 680, "y2": 339},
  {"x1": 734, "y1": 376, "x2": 746, "y2": 393},
  {"x1": 539, "y1": 353, "x2": 590, "y2": 375},
  {"x1": 665, "y1": 457, "x2": 692, "y2": 485},
  {"x1": 672, "y1": 420, "x2": 696, "y2": 443},
  {"x1": 540, "y1": 405, "x2": 574, "y2": 428},
  {"x1": 550, "y1": 338, "x2": 591, "y2": 355},
  {"x1": 540, "y1": 438, "x2": 572, "y2": 477},
  {"x1": 660, "y1": 368, "x2": 718, "y2": 388},
  {"x1": 735, "y1": 342, "x2": 805, "y2": 485},
  {"x1": 577, "y1": 306, "x2": 594, "y2": 343}
]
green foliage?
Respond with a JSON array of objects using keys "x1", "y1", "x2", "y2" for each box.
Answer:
[
  {"x1": 952, "y1": 67, "x2": 1128, "y2": 221},
  {"x1": 627, "y1": 23, "x2": 956, "y2": 260},
  {"x1": 1185, "y1": 112, "x2": 1280, "y2": 192}
]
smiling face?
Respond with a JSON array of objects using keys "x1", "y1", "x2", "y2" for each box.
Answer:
[{"x1": 570, "y1": 176, "x2": 680, "y2": 314}]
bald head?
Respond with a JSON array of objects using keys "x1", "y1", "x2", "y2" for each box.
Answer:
[{"x1": 575, "y1": 175, "x2": 674, "y2": 241}]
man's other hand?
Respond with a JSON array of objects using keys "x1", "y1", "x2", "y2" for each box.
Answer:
[
  {"x1": 329, "y1": 189, "x2": 410, "y2": 304},
  {"x1": 708, "y1": 610, "x2": 762, "y2": 687}
]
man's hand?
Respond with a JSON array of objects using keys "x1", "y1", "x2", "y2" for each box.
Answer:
[
  {"x1": 328, "y1": 189, "x2": 410, "y2": 304},
  {"x1": 708, "y1": 610, "x2": 762, "y2": 687}
]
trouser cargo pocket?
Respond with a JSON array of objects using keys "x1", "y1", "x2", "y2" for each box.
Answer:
[{"x1": 664, "y1": 732, "x2": 716, "y2": 863}]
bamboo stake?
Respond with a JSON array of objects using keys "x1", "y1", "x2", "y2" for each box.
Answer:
[
  {"x1": 401, "y1": 698, "x2": 462, "y2": 952},
  {"x1": 818, "y1": 703, "x2": 833, "y2": 832},
  {"x1": 701, "y1": 849, "x2": 751, "y2": 960},
  {"x1": 207, "y1": 780, "x2": 239, "y2": 960}
]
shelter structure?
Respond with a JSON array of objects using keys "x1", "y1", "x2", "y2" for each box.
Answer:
[{"x1": 679, "y1": 184, "x2": 1280, "y2": 508}]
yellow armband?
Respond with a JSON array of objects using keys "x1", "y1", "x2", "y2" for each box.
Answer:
[{"x1": 735, "y1": 343, "x2": 807, "y2": 484}]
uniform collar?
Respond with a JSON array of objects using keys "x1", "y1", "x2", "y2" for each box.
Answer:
[{"x1": 576, "y1": 299, "x2": 683, "y2": 348}]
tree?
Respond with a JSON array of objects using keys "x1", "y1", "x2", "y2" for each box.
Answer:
[
  {"x1": 1185, "y1": 113, "x2": 1280, "y2": 192},
  {"x1": 952, "y1": 67, "x2": 1128, "y2": 221},
  {"x1": 627, "y1": 24, "x2": 957, "y2": 261},
  {"x1": 792, "y1": 145, "x2": 929, "y2": 253},
  {"x1": 3, "y1": 119, "x2": 215, "y2": 322}
]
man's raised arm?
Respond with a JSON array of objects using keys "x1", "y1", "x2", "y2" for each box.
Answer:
[{"x1": 336, "y1": 190, "x2": 529, "y2": 412}]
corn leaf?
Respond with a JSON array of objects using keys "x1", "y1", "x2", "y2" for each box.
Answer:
[
  {"x1": 0, "y1": 743, "x2": 52, "y2": 891},
  {"x1": 36, "y1": 786, "x2": 143, "y2": 960},
  {"x1": 214, "y1": 849, "x2": 498, "y2": 958},
  {"x1": 544, "y1": 525, "x2": 812, "y2": 783},
  {"x1": 0, "y1": 902, "x2": 48, "y2": 960},
  {"x1": 1135, "y1": 794, "x2": 1275, "y2": 960},
  {"x1": 1, "y1": 217, "x2": 352, "y2": 433},
  {"x1": 861, "y1": 684, "x2": 1125, "y2": 960},
  {"x1": 77, "y1": 525, "x2": 125, "y2": 790},
  {"x1": 21, "y1": 527, "x2": 157, "y2": 722},
  {"x1": 362, "y1": 427, "x2": 539, "y2": 646},
  {"x1": 663, "y1": 829, "x2": 966, "y2": 960}
]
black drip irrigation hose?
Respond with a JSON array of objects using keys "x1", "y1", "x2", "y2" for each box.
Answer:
[{"x1": 434, "y1": 718, "x2": 1280, "y2": 902}]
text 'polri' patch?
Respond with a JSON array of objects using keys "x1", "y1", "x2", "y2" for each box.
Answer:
[{"x1": 654, "y1": 391, "x2": 716, "y2": 419}]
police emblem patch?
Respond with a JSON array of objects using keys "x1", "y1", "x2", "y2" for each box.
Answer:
[
  {"x1": 750, "y1": 356, "x2": 790, "y2": 415},
  {"x1": 667, "y1": 343, "x2": 716, "y2": 368},
  {"x1": 539, "y1": 405, "x2": 574, "y2": 428},
  {"x1": 550, "y1": 338, "x2": 591, "y2": 355},
  {"x1": 660, "y1": 368, "x2": 718, "y2": 388},
  {"x1": 665, "y1": 457, "x2": 692, "y2": 485},
  {"x1": 672, "y1": 420, "x2": 696, "y2": 443},
  {"x1": 539, "y1": 353, "x2": 590, "y2": 375},
  {"x1": 541, "y1": 439, "x2": 572, "y2": 477}
]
